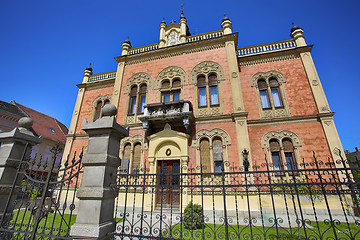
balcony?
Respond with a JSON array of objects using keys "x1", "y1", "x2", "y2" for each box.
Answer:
[{"x1": 138, "y1": 100, "x2": 194, "y2": 135}]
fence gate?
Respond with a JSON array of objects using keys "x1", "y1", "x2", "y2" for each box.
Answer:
[{"x1": 0, "y1": 145, "x2": 83, "y2": 240}]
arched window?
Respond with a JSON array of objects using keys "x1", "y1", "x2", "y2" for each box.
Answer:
[
  {"x1": 270, "y1": 139, "x2": 282, "y2": 171},
  {"x1": 161, "y1": 78, "x2": 181, "y2": 103},
  {"x1": 212, "y1": 138, "x2": 223, "y2": 173},
  {"x1": 94, "y1": 101, "x2": 102, "y2": 121},
  {"x1": 132, "y1": 143, "x2": 142, "y2": 173},
  {"x1": 193, "y1": 128, "x2": 231, "y2": 173},
  {"x1": 122, "y1": 144, "x2": 131, "y2": 173},
  {"x1": 200, "y1": 138, "x2": 211, "y2": 173},
  {"x1": 251, "y1": 71, "x2": 289, "y2": 119},
  {"x1": 197, "y1": 74, "x2": 219, "y2": 107},
  {"x1": 283, "y1": 138, "x2": 296, "y2": 170},
  {"x1": 92, "y1": 95, "x2": 112, "y2": 121},
  {"x1": 262, "y1": 130, "x2": 302, "y2": 172}
]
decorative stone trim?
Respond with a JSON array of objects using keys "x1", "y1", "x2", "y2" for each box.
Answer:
[
  {"x1": 124, "y1": 42, "x2": 225, "y2": 65},
  {"x1": 155, "y1": 66, "x2": 188, "y2": 89},
  {"x1": 251, "y1": 70, "x2": 290, "y2": 119},
  {"x1": 239, "y1": 54, "x2": 299, "y2": 67},
  {"x1": 261, "y1": 130, "x2": 302, "y2": 149},
  {"x1": 124, "y1": 72, "x2": 152, "y2": 94},
  {"x1": 120, "y1": 134, "x2": 148, "y2": 156},
  {"x1": 190, "y1": 61, "x2": 225, "y2": 84},
  {"x1": 92, "y1": 95, "x2": 112, "y2": 108},
  {"x1": 250, "y1": 70, "x2": 286, "y2": 87},
  {"x1": 192, "y1": 128, "x2": 231, "y2": 148}
]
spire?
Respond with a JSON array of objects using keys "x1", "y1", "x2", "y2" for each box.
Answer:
[{"x1": 180, "y1": 4, "x2": 186, "y2": 19}]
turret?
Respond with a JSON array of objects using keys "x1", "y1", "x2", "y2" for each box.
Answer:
[
  {"x1": 221, "y1": 14, "x2": 232, "y2": 35},
  {"x1": 82, "y1": 64, "x2": 93, "y2": 83},
  {"x1": 121, "y1": 38, "x2": 132, "y2": 55},
  {"x1": 159, "y1": 18, "x2": 167, "y2": 48},
  {"x1": 290, "y1": 23, "x2": 306, "y2": 47},
  {"x1": 179, "y1": 10, "x2": 187, "y2": 43}
]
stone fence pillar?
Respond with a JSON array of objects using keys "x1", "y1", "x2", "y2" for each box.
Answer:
[
  {"x1": 70, "y1": 104, "x2": 128, "y2": 239},
  {"x1": 0, "y1": 117, "x2": 42, "y2": 224}
]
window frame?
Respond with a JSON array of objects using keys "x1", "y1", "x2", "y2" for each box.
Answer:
[
  {"x1": 160, "y1": 79, "x2": 182, "y2": 103},
  {"x1": 128, "y1": 84, "x2": 147, "y2": 115},
  {"x1": 197, "y1": 73, "x2": 219, "y2": 108},
  {"x1": 252, "y1": 71, "x2": 289, "y2": 119}
]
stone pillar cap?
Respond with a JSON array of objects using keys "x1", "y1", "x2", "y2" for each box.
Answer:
[
  {"x1": 102, "y1": 104, "x2": 117, "y2": 117},
  {"x1": 18, "y1": 117, "x2": 33, "y2": 129}
]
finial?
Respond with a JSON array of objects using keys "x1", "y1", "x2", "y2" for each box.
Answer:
[
  {"x1": 161, "y1": 17, "x2": 166, "y2": 24},
  {"x1": 86, "y1": 63, "x2": 93, "y2": 71},
  {"x1": 222, "y1": 13, "x2": 230, "y2": 22},
  {"x1": 102, "y1": 104, "x2": 117, "y2": 117},
  {"x1": 290, "y1": 22, "x2": 301, "y2": 33},
  {"x1": 180, "y1": 4, "x2": 186, "y2": 19},
  {"x1": 18, "y1": 117, "x2": 33, "y2": 129},
  {"x1": 124, "y1": 36, "x2": 131, "y2": 44}
]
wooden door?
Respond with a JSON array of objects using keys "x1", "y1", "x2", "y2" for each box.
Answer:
[{"x1": 156, "y1": 160, "x2": 180, "y2": 208}]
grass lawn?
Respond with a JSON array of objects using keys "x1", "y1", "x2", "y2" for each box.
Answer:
[
  {"x1": 162, "y1": 221, "x2": 359, "y2": 239},
  {"x1": 9, "y1": 209, "x2": 76, "y2": 239}
]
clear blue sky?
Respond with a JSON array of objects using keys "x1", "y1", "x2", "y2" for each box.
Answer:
[{"x1": 0, "y1": 0, "x2": 359, "y2": 151}]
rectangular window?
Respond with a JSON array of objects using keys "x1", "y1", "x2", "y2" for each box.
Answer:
[
  {"x1": 285, "y1": 152, "x2": 295, "y2": 170},
  {"x1": 130, "y1": 96, "x2": 137, "y2": 114},
  {"x1": 139, "y1": 95, "x2": 146, "y2": 113},
  {"x1": 272, "y1": 152, "x2": 282, "y2": 171},
  {"x1": 173, "y1": 91, "x2": 180, "y2": 101},
  {"x1": 210, "y1": 86, "x2": 219, "y2": 105},
  {"x1": 163, "y1": 93, "x2": 171, "y2": 103},
  {"x1": 271, "y1": 89, "x2": 282, "y2": 107},
  {"x1": 199, "y1": 87, "x2": 207, "y2": 106},
  {"x1": 260, "y1": 90, "x2": 270, "y2": 108}
]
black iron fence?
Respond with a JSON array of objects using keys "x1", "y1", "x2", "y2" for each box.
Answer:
[
  {"x1": 0, "y1": 145, "x2": 83, "y2": 240},
  {"x1": 111, "y1": 153, "x2": 360, "y2": 239}
]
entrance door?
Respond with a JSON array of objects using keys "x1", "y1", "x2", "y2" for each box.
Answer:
[{"x1": 156, "y1": 160, "x2": 180, "y2": 208}]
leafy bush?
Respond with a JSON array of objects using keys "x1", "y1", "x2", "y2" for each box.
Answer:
[{"x1": 183, "y1": 201, "x2": 204, "y2": 230}]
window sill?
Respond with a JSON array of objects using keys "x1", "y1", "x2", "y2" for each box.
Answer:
[{"x1": 210, "y1": 104, "x2": 220, "y2": 107}]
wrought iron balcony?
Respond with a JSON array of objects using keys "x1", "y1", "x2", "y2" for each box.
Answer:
[{"x1": 138, "y1": 100, "x2": 194, "y2": 135}]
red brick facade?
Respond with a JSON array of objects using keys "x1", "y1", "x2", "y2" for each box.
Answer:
[{"x1": 65, "y1": 18, "x2": 339, "y2": 175}]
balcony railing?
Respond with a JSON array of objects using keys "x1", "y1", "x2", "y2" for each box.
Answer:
[
  {"x1": 128, "y1": 43, "x2": 159, "y2": 55},
  {"x1": 139, "y1": 100, "x2": 194, "y2": 135},
  {"x1": 187, "y1": 30, "x2": 223, "y2": 43},
  {"x1": 237, "y1": 39, "x2": 296, "y2": 57},
  {"x1": 88, "y1": 71, "x2": 117, "y2": 82}
]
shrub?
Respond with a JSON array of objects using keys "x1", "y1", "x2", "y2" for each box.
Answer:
[{"x1": 183, "y1": 201, "x2": 204, "y2": 230}]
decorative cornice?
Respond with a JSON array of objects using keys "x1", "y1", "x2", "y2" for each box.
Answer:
[
  {"x1": 77, "y1": 79, "x2": 115, "y2": 90},
  {"x1": 115, "y1": 33, "x2": 238, "y2": 65},
  {"x1": 247, "y1": 112, "x2": 335, "y2": 127}
]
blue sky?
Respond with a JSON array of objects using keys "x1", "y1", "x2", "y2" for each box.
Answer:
[{"x1": 0, "y1": 0, "x2": 359, "y2": 151}]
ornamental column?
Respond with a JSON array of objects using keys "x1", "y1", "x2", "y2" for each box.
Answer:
[
  {"x1": 159, "y1": 19, "x2": 167, "y2": 48},
  {"x1": 70, "y1": 104, "x2": 128, "y2": 239},
  {"x1": 0, "y1": 118, "x2": 42, "y2": 226},
  {"x1": 179, "y1": 11, "x2": 187, "y2": 44}
]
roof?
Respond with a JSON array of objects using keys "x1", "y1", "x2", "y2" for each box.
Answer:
[
  {"x1": 0, "y1": 100, "x2": 27, "y2": 117},
  {"x1": 11, "y1": 101, "x2": 68, "y2": 144}
]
